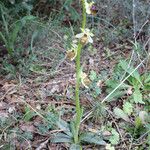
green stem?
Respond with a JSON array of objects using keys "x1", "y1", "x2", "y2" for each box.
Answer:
[
  {"x1": 74, "y1": 42, "x2": 82, "y2": 144},
  {"x1": 74, "y1": 0, "x2": 86, "y2": 144},
  {"x1": 81, "y1": 0, "x2": 86, "y2": 29}
]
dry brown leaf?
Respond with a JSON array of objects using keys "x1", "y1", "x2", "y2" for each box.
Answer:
[{"x1": 20, "y1": 123, "x2": 36, "y2": 132}]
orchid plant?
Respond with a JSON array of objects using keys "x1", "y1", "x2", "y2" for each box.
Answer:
[
  {"x1": 67, "y1": 0, "x2": 96, "y2": 145},
  {"x1": 52, "y1": 1, "x2": 105, "y2": 149}
]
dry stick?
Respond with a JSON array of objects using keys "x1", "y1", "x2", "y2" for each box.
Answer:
[
  {"x1": 145, "y1": 36, "x2": 150, "y2": 71},
  {"x1": 132, "y1": 0, "x2": 136, "y2": 40},
  {"x1": 81, "y1": 110, "x2": 92, "y2": 123},
  {"x1": 36, "y1": 138, "x2": 50, "y2": 150},
  {"x1": 0, "y1": 85, "x2": 17, "y2": 100},
  {"x1": 136, "y1": 130, "x2": 150, "y2": 142},
  {"x1": 120, "y1": 0, "x2": 136, "y2": 82},
  {"x1": 135, "y1": 20, "x2": 149, "y2": 40},
  {"x1": 101, "y1": 53, "x2": 149, "y2": 103},
  {"x1": 133, "y1": 20, "x2": 149, "y2": 69}
]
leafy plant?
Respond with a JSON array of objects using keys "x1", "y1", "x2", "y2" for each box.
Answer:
[
  {"x1": 108, "y1": 128, "x2": 119, "y2": 145},
  {"x1": 89, "y1": 70, "x2": 102, "y2": 98},
  {"x1": 114, "y1": 107, "x2": 130, "y2": 122},
  {"x1": 51, "y1": 119, "x2": 106, "y2": 150},
  {"x1": 91, "y1": 101, "x2": 107, "y2": 122},
  {"x1": 106, "y1": 60, "x2": 150, "y2": 104},
  {"x1": 105, "y1": 59, "x2": 150, "y2": 144},
  {"x1": 61, "y1": 0, "x2": 80, "y2": 22},
  {"x1": 0, "y1": 4, "x2": 35, "y2": 55},
  {"x1": 50, "y1": 0, "x2": 107, "y2": 149}
]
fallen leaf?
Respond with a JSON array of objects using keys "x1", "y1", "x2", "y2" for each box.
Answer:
[{"x1": 20, "y1": 123, "x2": 36, "y2": 132}]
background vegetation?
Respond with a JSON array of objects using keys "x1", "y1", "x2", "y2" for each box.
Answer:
[{"x1": 0, "y1": 0, "x2": 150, "y2": 149}]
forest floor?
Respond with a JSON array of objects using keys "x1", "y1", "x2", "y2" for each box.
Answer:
[{"x1": 0, "y1": 18, "x2": 150, "y2": 150}]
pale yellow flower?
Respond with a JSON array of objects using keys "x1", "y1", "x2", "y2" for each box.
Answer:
[
  {"x1": 80, "y1": 72, "x2": 91, "y2": 88},
  {"x1": 66, "y1": 43, "x2": 78, "y2": 61},
  {"x1": 75, "y1": 28, "x2": 94, "y2": 45}
]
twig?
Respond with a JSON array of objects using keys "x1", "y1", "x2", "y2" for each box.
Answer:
[
  {"x1": 36, "y1": 138, "x2": 50, "y2": 150},
  {"x1": 135, "y1": 20, "x2": 149, "y2": 40},
  {"x1": 81, "y1": 110, "x2": 93, "y2": 123},
  {"x1": 0, "y1": 85, "x2": 17, "y2": 100}
]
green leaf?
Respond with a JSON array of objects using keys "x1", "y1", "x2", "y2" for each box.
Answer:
[
  {"x1": 23, "y1": 106, "x2": 36, "y2": 121},
  {"x1": 144, "y1": 74, "x2": 150, "y2": 83},
  {"x1": 37, "y1": 123, "x2": 52, "y2": 134},
  {"x1": 22, "y1": 131, "x2": 33, "y2": 140},
  {"x1": 70, "y1": 121, "x2": 76, "y2": 138},
  {"x1": 139, "y1": 111, "x2": 148, "y2": 124},
  {"x1": 31, "y1": 30, "x2": 39, "y2": 51},
  {"x1": 63, "y1": 0, "x2": 73, "y2": 7},
  {"x1": 106, "y1": 80, "x2": 130, "y2": 89},
  {"x1": 69, "y1": 7, "x2": 80, "y2": 21},
  {"x1": 135, "y1": 117, "x2": 143, "y2": 129},
  {"x1": 106, "y1": 90, "x2": 126, "y2": 102},
  {"x1": 123, "y1": 102, "x2": 133, "y2": 115},
  {"x1": 9, "y1": 22, "x2": 21, "y2": 53},
  {"x1": 80, "y1": 132, "x2": 106, "y2": 145},
  {"x1": 70, "y1": 144, "x2": 81, "y2": 150},
  {"x1": 109, "y1": 129, "x2": 119, "y2": 145},
  {"x1": 0, "y1": 32, "x2": 7, "y2": 46},
  {"x1": 95, "y1": 86, "x2": 101, "y2": 95},
  {"x1": 29, "y1": 64, "x2": 46, "y2": 73},
  {"x1": 89, "y1": 70, "x2": 97, "y2": 81},
  {"x1": 51, "y1": 133, "x2": 72, "y2": 143},
  {"x1": 57, "y1": 119, "x2": 72, "y2": 137},
  {"x1": 143, "y1": 73, "x2": 150, "y2": 90},
  {"x1": 20, "y1": 15, "x2": 36, "y2": 26},
  {"x1": 133, "y1": 89, "x2": 144, "y2": 104},
  {"x1": 114, "y1": 107, "x2": 130, "y2": 122},
  {"x1": 143, "y1": 83, "x2": 150, "y2": 91},
  {"x1": 119, "y1": 60, "x2": 142, "y2": 84}
]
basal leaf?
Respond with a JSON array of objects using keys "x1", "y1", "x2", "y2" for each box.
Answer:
[
  {"x1": 106, "y1": 89, "x2": 126, "y2": 102},
  {"x1": 109, "y1": 129, "x2": 119, "y2": 145},
  {"x1": 89, "y1": 70, "x2": 97, "y2": 81},
  {"x1": 70, "y1": 144, "x2": 81, "y2": 150},
  {"x1": 144, "y1": 74, "x2": 150, "y2": 83},
  {"x1": 51, "y1": 133, "x2": 72, "y2": 143},
  {"x1": 106, "y1": 80, "x2": 130, "y2": 89},
  {"x1": 133, "y1": 89, "x2": 145, "y2": 104},
  {"x1": 119, "y1": 60, "x2": 142, "y2": 84},
  {"x1": 114, "y1": 107, "x2": 130, "y2": 122},
  {"x1": 80, "y1": 132, "x2": 106, "y2": 145},
  {"x1": 57, "y1": 119, "x2": 72, "y2": 137},
  {"x1": 123, "y1": 102, "x2": 133, "y2": 115}
]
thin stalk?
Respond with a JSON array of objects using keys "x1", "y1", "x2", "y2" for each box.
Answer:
[
  {"x1": 81, "y1": 0, "x2": 86, "y2": 29},
  {"x1": 74, "y1": 0, "x2": 86, "y2": 144},
  {"x1": 74, "y1": 42, "x2": 82, "y2": 144}
]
